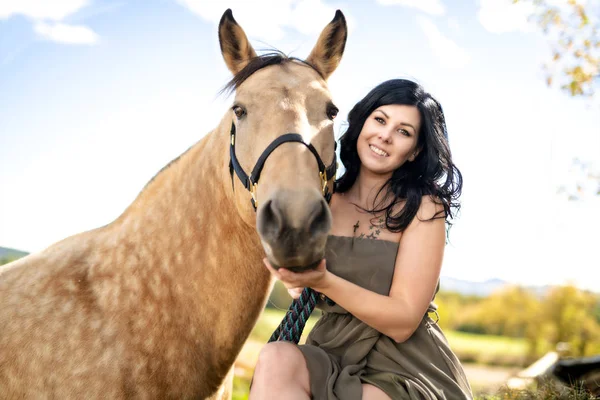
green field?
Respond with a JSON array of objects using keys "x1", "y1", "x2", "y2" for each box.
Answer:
[{"x1": 445, "y1": 330, "x2": 529, "y2": 366}]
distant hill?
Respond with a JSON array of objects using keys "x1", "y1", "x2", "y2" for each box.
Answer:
[
  {"x1": 440, "y1": 276, "x2": 509, "y2": 297},
  {"x1": 439, "y1": 276, "x2": 595, "y2": 297},
  {"x1": 0, "y1": 246, "x2": 29, "y2": 263}
]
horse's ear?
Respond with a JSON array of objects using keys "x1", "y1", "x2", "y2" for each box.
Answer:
[
  {"x1": 306, "y1": 10, "x2": 347, "y2": 81},
  {"x1": 218, "y1": 9, "x2": 257, "y2": 75}
]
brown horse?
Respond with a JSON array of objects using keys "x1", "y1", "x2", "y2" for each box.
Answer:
[{"x1": 0, "y1": 9, "x2": 347, "y2": 399}]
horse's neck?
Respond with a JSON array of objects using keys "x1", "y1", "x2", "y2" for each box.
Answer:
[
  {"x1": 112, "y1": 118, "x2": 271, "y2": 331},
  {"x1": 122, "y1": 123, "x2": 231, "y2": 218}
]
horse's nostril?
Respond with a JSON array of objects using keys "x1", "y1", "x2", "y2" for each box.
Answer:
[
  {"x1": 308, "y1": 198, "x2": 331, "y2": 236},
  {"x1": 258, "y1": 192, "x2": 331, "y2": 269},
  {"x1": 257, "y1": 199, "x2": 284, "y2": 239}
]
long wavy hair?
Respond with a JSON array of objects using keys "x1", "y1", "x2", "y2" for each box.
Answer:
[{"x1": 335, "y1": 79, "x2": 462, "y2": 232}]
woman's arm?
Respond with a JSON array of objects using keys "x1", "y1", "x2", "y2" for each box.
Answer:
[
  {"x1": 270, "y1": 196, "x2": 445, "y2": 343},
  {"x1": 323, "y1": 196, "x2": 445, "y2": 342}
]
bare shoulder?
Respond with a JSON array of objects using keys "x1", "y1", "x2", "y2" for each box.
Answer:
[
  {"x1": 415, "y1": 195, "x2": 445, "y2": 222},
  {"x1": 389, "y1": 195, "x2": 445, "y2": 221}
]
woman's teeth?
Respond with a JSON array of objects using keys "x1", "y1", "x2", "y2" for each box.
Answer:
[{"x1": 369, "y1": 145, "x2": 388, "y2": 157}]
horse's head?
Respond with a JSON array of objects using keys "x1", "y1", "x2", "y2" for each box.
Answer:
[{"x1": 219, "y1": 9, "x2": 347, "y2": 272}]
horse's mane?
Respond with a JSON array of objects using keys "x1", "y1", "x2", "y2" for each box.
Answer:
[{"x1": 221, "y1": 51, "x2": 320, "y2": 95}]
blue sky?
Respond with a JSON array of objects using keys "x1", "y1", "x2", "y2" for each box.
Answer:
[{"x1": 1, "y1": 0, "x2": 598, "y2": 290}]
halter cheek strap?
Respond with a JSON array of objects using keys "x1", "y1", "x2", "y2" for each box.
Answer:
[
  {"x1": 227, "y1": 121, "x2": 338, "y2": 344},
  {"x1": 228, "y1": 122, "x2": 337, "y2": 210}
]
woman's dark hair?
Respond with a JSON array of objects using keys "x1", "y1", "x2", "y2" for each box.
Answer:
[{"x1": 336, "y1": 79, "x2": 462, "y2": 232}]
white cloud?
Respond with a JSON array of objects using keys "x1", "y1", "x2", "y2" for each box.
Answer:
[
  {"x1": 446, "y1": 16, "x2": 461, "y2": 33},
  {"x1": 34, "y1": 22, "x2": 98, "y2": 44},
  {"x1": 290, "y1": 0, "x2": 351, "y2": 36},
  {"x1": 0, "y1": 0, "x2": 99, "y2": 45},
  {"x1": 376, "y1": 0, "x2": 446, "y2": 16},
  {"x1": 417, "y1": 16, "x2": 470, "y2": 68},
  {"x1": 175, "y1": 0, "x2": 354, "y2": 41},
  {"x1": 477, "y1": 0, "x2": 535, "y2": 33}
]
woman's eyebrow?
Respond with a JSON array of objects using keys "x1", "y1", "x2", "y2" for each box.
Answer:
[
  {"x1": 375, "y1": 109, "x2": 389, "y2": 118},
  {"x1": 400, "y1": 122, "x2": 416, "y2": 132}
]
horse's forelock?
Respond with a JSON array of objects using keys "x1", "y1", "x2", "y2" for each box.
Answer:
[{"x1": 221, "y1": 52, "x2": 321, "y2": 96}]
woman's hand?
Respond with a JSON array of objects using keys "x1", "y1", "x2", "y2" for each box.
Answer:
[
  {"x1": 287, "y1": 287, "x2": 304, "y2": 299},
  {"x1": 263, "y1": 258, "x2": 329, "y2": 295}
]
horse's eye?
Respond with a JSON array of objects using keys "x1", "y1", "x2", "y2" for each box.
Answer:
[
  {"x1": 327, "y1": 105, "x2": 339, "y2": 120},
  {"x1": 232, "y1": 105, "x2": 246, "y2": 119}
]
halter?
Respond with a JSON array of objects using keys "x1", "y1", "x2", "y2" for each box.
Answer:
[{"x1": 228, "y1": 122, "x2": 337, "y2": 210}]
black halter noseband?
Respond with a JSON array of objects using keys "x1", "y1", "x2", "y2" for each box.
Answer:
[{"x1": 228, "y1": 122, "x2": 337, "y2": 210}]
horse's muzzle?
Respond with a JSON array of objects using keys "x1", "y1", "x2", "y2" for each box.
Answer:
[{"x1": 257, "y1": 189, "x2": 331, "y2": 271}]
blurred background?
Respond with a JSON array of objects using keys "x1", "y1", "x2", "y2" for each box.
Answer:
[{"x1": 1, "y1": 0, "x2": 598, "y2": 398}]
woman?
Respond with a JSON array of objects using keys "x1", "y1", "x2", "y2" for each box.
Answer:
[{"x1": 250, "y1": 79, "x2": 472, "y2": 400}]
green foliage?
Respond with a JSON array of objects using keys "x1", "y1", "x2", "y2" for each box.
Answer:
[
  {"x1": 478, "y1": 380, "x2": 598, "y2": 400},
  {"x1": 435, "y1": 290, "x2": 484, "y2": 332},
  {"x1": 525, "y1": 285, "x2": 600, "y2": 358},
  {"x1": 514, "y1": 0, "x2": 599, "y2": 98},
  {"x1": 593, "y1": 301, "x2": 600, "y2": 324},
  {"x1": 441, "y1": 284, "x2": 600, "y2": 360},
  {"x1": 467, "y1": 286, "x2": 541, "y2": 338}
]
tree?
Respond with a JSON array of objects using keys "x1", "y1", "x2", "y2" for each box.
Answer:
[
  {"x1": 556, "y1": 158, "x2": 600, "y2": 200},
  {"x1": 515, "y1": 0, "x2": 599, "y2": 97},
  {"x1": 465, "y1": 286, "x2": 541, "y2": 337},
  {"x1": 541, "y1": 285, "x2": 600, "y2": 356}
]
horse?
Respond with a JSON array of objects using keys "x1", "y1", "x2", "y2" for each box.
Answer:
[{"x1": 0, "y1": 9, "x2": 347, "y2": 399}]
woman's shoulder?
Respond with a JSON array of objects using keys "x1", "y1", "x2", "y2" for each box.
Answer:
[
  {"x1": 416, "y1": 195, "x2": 445, "y2": 220},
  {"x1": 389, "y1": 195, "x2": 444, "y2": 219}
]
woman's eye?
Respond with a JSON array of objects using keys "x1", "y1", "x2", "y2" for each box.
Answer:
[
  {"x1": 232, "y1": 106, "x2": 246, "y2": 119},
  {"x1": 375, "y1": 117, "x2": 384, "y2": 124},
  {"x1": 327, "y1": 106, "x2": 339, "y2": 120},
  {"x1": 398, "y1": 129, "x2": 410, "y2": 137}
]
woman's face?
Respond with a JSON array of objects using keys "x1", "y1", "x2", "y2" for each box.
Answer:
[{"x1": 356, "y1": 104, "x2": 421, "y2": 176}]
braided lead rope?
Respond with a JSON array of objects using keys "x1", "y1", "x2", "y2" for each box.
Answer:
[
  {"x1": 268, "y1": 288, "x2": 318, "y2": 344},
  {"x1": 268, "y1": 288, "x2": 336, "y2": 344}
]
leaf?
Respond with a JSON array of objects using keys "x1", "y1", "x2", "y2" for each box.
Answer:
[{"x1": 517, "y1": 0, "x2": 599, "y2": 98}]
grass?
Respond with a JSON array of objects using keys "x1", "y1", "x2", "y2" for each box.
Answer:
[
  {"x1": 478, "y1": 380, "x2": 598, "y2": 399},
  {"x1": 446, "y1": 330, "x2": 528, "y2": 354},
  {"x1": 445, "y1": 330, "x2": 530, "y2": 366}
]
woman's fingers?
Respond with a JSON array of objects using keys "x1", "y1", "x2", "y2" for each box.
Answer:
[
  {"x1": 317, "y1": 259, "x2": 327, "y2": 270},
  {"x1": 287, "y1": 287, "x2": 304, "y2": 299},
  {"x1": 263, "y1": 258, "x2": 282, "y2": 280},
  {"x1": 263, "y1": 257, "x2": 327, "y2": 289}
]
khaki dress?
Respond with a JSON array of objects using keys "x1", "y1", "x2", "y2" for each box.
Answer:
[{"x1": 298, "y1": 235, "x2": 473, "y2": 400}]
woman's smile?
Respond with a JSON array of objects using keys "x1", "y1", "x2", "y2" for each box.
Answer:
[{"x1": 369, "y1": 144, "x2": 389, "y2": 157}]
